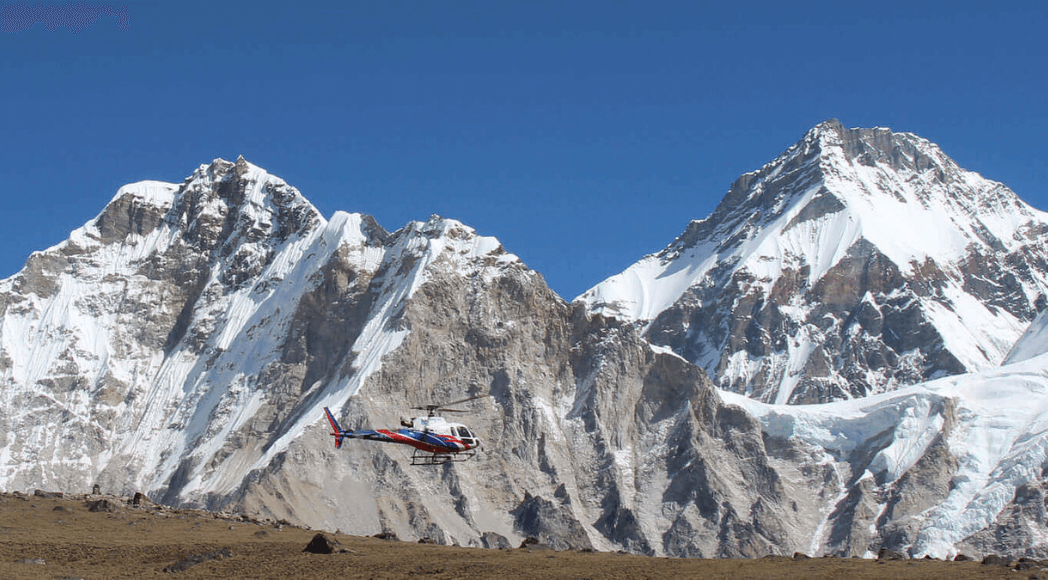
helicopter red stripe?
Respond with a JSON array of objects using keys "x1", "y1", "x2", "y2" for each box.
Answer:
[
  {"x1": 440, "y1": 436, "x2": 465, "y2": 451},
  {"x1": 377, "y1": 430, "x2": 460, "y2": 454},
  {"x1": 376, "y1": 429, "x2": 409, "y2": 442},
  {"x1": 376, "y1": 429, "x2": 432, "y2": 449}
]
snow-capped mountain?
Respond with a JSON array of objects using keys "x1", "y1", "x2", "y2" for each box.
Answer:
[
  {"x1": 2, "y1": 157, "x2": 798, "y2": 556},
  {"x1": 5, "y1": 141, "x2": 1048, "y2": 560},
  {"x1": 0, "y1": 157, "x2": 515, "y2": 500},
  {"x1": 579, "y1": 119, "x2": 1048, "y2": 404}
]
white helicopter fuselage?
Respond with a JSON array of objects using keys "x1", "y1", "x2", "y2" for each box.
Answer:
[{"x1": 405, "y1": 416, "x2": 480, "y2": 449}]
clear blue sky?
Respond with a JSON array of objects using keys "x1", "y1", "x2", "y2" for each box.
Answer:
[{"x1": 2, "y1": 1, "x2": 1045, "y2": 300}]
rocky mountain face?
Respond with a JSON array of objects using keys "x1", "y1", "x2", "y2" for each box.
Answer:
[
  {"x1": 0, "y1": 157, "x2": 815, "y2": 557},
  {"x1": 3, "y1": 127, "x2": 1048, "y2": 560},
  {"x1": 580, "y1": 119, "x2": 1048, "y2": 404}
]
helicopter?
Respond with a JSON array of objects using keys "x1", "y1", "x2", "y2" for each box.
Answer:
[{"x1": 323, "y1": 395, "x2": 485, "y2": 466}]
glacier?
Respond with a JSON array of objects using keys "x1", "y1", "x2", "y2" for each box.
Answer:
[{"x1": 722, "y1": 343, "x2": 1048, "y2": 558}]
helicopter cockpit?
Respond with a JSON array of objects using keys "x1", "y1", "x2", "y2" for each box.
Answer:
[
  {"x1": 397, "y1": 416, "x2": 479, "y2": 448},
  {"x1": 453, "y1": 425, "x2": 478, "y2": 448}
]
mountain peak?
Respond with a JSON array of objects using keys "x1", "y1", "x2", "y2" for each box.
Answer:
[
  {"x1": 810, "y1": 117, "x2": 845, "y2": 137},
  {"x1": 822, "y1": 122, "x2": 940, "y2": 173},
  {"x1": 580, "y1": 122, "x2": 1048, "y2": 404}
]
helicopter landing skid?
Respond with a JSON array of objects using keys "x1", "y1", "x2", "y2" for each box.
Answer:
[{"x1": 411, "y1": 449, "x2": 477, "y2": 466}]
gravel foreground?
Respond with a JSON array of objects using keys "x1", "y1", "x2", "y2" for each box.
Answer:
[{"x1": 0, "y1": 491, "x2": 1036, "y2": 579}]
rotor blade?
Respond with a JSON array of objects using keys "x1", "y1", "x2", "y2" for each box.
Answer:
[
  {"x1": 410, "y1": 394, "x2": 488, "y2": 416},
  {"x1": 441, "y1": 394, "x2": 488, "y2": 408}
]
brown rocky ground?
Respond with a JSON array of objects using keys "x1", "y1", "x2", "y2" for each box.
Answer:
[{"x1": 0, "y1": 491, "x2": 1039, "y2": 579}]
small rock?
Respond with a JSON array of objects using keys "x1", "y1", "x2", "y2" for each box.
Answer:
[
  {"x1": 793, "y1": 552, "x2": 811, "y2": 560},
  {"x1": 982, "y1": 554, "x2": 1011, "y2": 566},
  {"x1": 519, "y1": 536, "x2": 552, "y2": 551},
  {"x1": 954, "y1": 554, "x2": 972, "y2": 561},
  {"x1": 480, "y1": 532, "x2": 511, "y2": 550},
  {"x1": 163, "y1": 549, "x2": 231, "y2": 573},
  {"x1": 372, "y1": 531, "x2": 399, "y2": 541},
  {"x1": 16, "y1": 558, "x2": 45, "y2": 565},
  {"x1": 303, "y1": 533, "x2": 338, "y2": 554},
  {"x1": 878, "y1": 548, "x2": 906, "y2": 561},
  {"x1": 1014, "y1": 558, "x2": 1040, "y2": 571},
  {"x1": 86, "y1": 499, "x2": 119, "y2": 513}
]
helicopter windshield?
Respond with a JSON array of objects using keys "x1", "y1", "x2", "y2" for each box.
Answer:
[{"x1": 454, "y1": 426, "x2": 477, "y2": 447}]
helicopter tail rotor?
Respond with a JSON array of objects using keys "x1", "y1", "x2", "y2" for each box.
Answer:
[{"x1": 324, "y1": 407, "x2": 346, "y2": 449}]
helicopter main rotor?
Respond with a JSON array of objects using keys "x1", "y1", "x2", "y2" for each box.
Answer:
[{"x1": 411, "y1": 394, "x2": 487, "y2": 418}]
